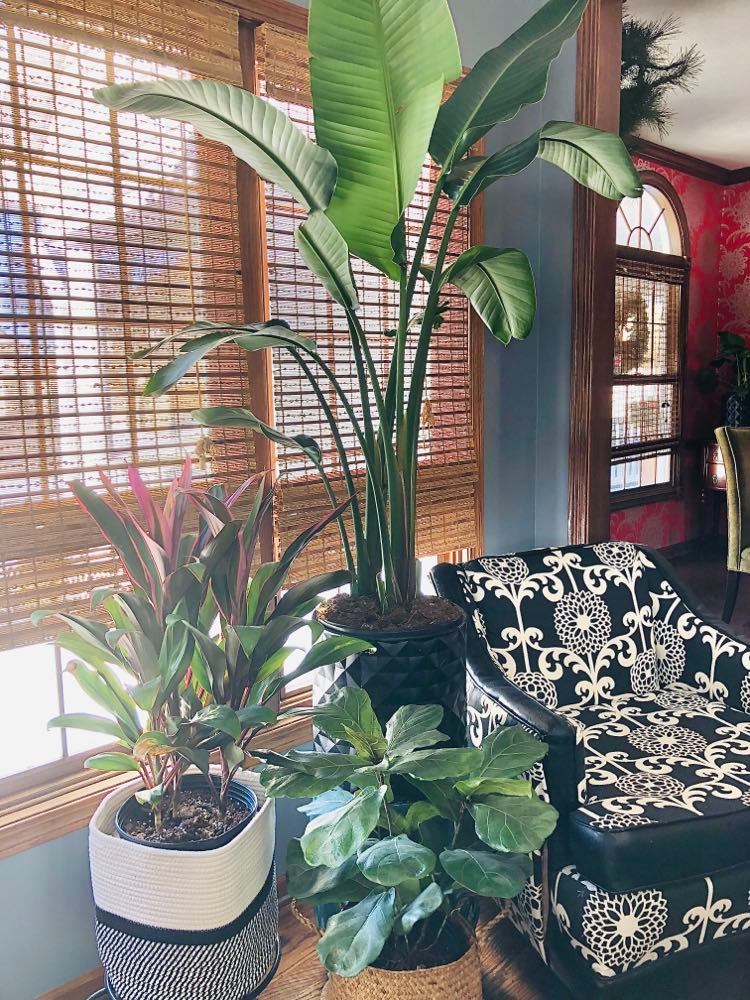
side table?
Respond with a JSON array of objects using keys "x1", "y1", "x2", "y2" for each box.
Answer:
[{"x1": 700, "y1": 441, "x2": 727, "y2": 542}]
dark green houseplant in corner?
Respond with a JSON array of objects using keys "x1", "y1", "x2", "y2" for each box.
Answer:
[
  {"x1": 698, "y1": 331, "x2": 750, "y2": 428},
  {"x1": 259, "y1": 689, "x2": 556, "y2": 996},
  {"x1": 93, "y1": 0, "x2": 642, "y2": 737}
]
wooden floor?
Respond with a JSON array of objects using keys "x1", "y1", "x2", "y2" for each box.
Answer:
[{"x1": 265, "y1": 896, "x2": 568, "y2": 1000}]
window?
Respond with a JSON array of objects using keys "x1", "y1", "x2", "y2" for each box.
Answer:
[
  {"x1": 0, "y1": 0, "x2": 256, "y2": 788},
  {"x1": 611, "y1": 176, "x2": 689, "y2": 504},
  {"x1": 0, "y1": 2, "x2": 482, "y2": 807}
]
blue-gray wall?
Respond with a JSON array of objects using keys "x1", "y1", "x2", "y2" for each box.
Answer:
[{"x1": 1, "y1": 3, "x2": 576, "y2": 996}]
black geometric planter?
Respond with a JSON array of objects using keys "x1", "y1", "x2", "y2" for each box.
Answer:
[
  {"x1": 312, "y1": 611, "x2": 468, "y2": 752},
  {"x1": 723, "y1": 392, "x2": 750, "y2": 428}
]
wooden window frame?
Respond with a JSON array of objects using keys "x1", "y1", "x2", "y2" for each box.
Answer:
[
  {"x1": 0, "y1": 0, "x2": 484, "y2": 855},
  {"x1": 610, "y1": 173, "x2": 691, "y2": 509}
]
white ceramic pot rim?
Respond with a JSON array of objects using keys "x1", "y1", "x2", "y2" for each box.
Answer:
[{"x1": 89, "y1": 769, "x2": 275, "y2": 932}]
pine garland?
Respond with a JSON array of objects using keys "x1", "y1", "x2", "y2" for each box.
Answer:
[{"x1": 620, "y1": 4, "x2": 703, "y2": 145}]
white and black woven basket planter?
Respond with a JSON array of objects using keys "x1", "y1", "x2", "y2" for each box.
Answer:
[{"x1": 89, "y1": 770, "x2": 280, "y2": 1000}]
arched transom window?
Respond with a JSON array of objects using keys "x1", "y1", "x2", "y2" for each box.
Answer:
[{"x1": 617, "y1": 184, "x2": 684, "y2": 255}]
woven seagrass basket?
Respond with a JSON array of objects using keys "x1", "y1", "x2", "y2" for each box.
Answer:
[{"x1": 318, "y1": 916, "x2": 483, "y2": 1000}]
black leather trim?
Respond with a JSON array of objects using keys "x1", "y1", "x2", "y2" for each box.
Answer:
[
  {"x1": 432, "y1": 562, "x2": 581, "y2": 814},
  {"x1": 546, "y1": 908, "x2": 750, "y2": 999},
  {"x1": 569, "y1": 805, "x2": 750, "y2": 893}
]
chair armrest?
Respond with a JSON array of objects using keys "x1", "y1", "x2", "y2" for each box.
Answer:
[
  {"x1": 432, "y1": 562, "x2": 584, "y2": 812},
  {"x1": 649, "y1": 547, "x2": 750, "y2": 712}
]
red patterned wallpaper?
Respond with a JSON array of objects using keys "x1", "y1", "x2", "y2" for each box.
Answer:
[
  {"x1": 718, "y1": 181, "x2": 750, "y2": 336},
  {"x1": 610, "y1": 157, "x2": 724, "y2": 548}
]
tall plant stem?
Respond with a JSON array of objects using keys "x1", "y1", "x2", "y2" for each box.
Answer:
[
  {"x1": 344, "y1": 307, "x2": 404, "y2": 607},
  {"x1": 294, "y1": 343, "x2": 393, "y2": 600},
  {"x1": 395, "y1": 268, "x2": 408, "y2": 440},
  {"x1": 387, "y1": 178, "x2": 445, "y2": 447},
  {"x1": 403, "y1": 200, "x2": 463, "y2": 590},
  {"x1": 291, "y1": 350, "x2": 368, "y2": 591}
]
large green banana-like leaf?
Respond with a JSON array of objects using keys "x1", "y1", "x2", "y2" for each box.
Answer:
[
  {"x1": 445, "y1": 122, "x2": 643, "y2": 206},
  {"x1": 192, "y1": 406, "x2": 323, "y2": 464},
  {"x1": 309, "y1": 0, "x2": 461, "y2": 279},
  {"x1": 296, "y1": 211, "x2": 359, "y2": 310},
  {"x1": 430, "y1": 0, "x2": 588, "y2": 166},
  {"x1": 143, "y1": 324, "x2": 316, "y2": 397},
  {"x1": 95, "y1": 80, "x2": 337, "y2": 212},
  {"x1": 427, "y1": 247, "x2": 536, "y2": 344}
]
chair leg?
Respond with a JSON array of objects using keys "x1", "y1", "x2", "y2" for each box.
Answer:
[{"x1": 723, "y1": 571, "x2": 742, "y2": 623}]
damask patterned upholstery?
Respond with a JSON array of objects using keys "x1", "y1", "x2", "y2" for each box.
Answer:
[{"x1": 432, "y1": 543, "x2": 750, "y2": 998}]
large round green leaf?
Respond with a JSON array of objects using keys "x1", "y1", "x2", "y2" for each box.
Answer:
[
  {"x1": 439, "y1": 848, "x2": 531, "y2": 897},
  {"x1": 394, "y1": 881, "x2": 444, "y2": 935},
  {"x1": 357, "y1": 834, "x2": 436, "y2": 887},
  {"x1": 292, "y1": 689, "x2": 388, "y2": 761},
  {"x1": 388, "y1": 747, "x2": 483, "y2": 780},
  {"x1": 384, "y1": 703, "x2": 448, "y2": 757},
  {"x1": 302, "y1": 786, "x2": 387, "y2": 868},
  {"x1": 479, "y1": 726, "x2": 548, "y2": 780},
  {"x1": 317, "y1": 890, "x2": 397, "y2": 978},
  {"x1": 287, "y1": 839, "x2": 371, "y2": 905},
  {"x1": 470, "y1": 794, "x2": 558, "y2": 854},
  {"x1": 95, "y1": 80, "x2": 336, "y2": 211},
  {"x1": 309, "y1": 0, "x2": 461, "y2": 278},
  {"x1": 260, "y1": 766, "x2": 345, "y2": 799},
  {"x1": 430, "y1": 0, "x2": 589, "y2": 165}
]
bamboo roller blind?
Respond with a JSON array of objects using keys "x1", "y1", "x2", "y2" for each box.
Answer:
[
  {"x1": 258, "y1": 24, "x2": 483, "y2": 580},
  {"x1": 0, "y1": 0, "x2": 259, "y2": 649},
  {"x1": 0, "y1": 5, "x2": 483, "y2": 652}
]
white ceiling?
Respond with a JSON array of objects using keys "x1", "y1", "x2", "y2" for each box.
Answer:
[{"x1": 626, "y1": 0, "x2": 750, "y2": 169}]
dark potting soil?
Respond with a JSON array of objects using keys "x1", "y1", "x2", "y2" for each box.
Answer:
[
  {"x1": 373, "y1": 921, "x2": 470, "y2": 971},
  {"x1": 122, "y1": 789, "x2": 251, "y2": 846},
  {"x1": 319, "y1": 594, "x2": 462, "y2": 633}
]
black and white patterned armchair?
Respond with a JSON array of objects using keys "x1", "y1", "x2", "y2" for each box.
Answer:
[{"x1": 433, "y1": 543, "x2": 750, "y2": 999}]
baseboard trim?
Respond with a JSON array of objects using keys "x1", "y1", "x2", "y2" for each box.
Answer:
[
  {"x1": 659, "y1": 540, "x2": 700, "y2": 561},
  {"x1": 37, "y1": 967, "x2": 104, "y2": 1000}
]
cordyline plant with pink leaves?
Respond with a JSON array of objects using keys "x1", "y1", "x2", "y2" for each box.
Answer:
[{"x1": 35, "y1": 459, "x2": 371, "y2": 829}]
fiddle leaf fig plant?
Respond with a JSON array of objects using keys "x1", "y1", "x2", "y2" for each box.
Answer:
[
  {"x1": 257, "y1": 690, "x2": 557, "y2": 977},
  {"x1": 93, "y1": 0, "x2": 641, "y2": 613}
]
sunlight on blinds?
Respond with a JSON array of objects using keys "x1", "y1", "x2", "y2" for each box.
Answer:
[
  {"x1": 258, "y1": 24, "x2": 482, "y2": 579},
  {"x1": 0, "y1": 4, "x2": 257, "y2": 649}
]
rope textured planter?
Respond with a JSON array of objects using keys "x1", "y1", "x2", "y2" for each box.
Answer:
[{"x1": 89, "y1": 770, "x2": 279, "y2": 1000}]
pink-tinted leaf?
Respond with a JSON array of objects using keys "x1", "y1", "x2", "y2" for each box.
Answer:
[
  {"x1": 127, "y1": 465, "x2": 165, "y2": 545},
  {"x1": 225, "y1": 471, "x2": 268, "y2": 512},
  {"x1": 71, "y1": 482, "x2": 150, "y2": 593}
]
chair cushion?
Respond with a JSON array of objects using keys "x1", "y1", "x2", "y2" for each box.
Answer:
[{"x1": 564, "y1": 684, "x2": 750, "y2": 891}]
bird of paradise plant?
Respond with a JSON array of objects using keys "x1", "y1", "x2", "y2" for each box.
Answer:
[{"x1": 93, "y1": 0, "x2": 642, "y2": 614}]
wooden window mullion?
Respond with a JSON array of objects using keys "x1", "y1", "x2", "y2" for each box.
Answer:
[{"x1": 236, "y1": 18, "x2": 278, "y2": 563}]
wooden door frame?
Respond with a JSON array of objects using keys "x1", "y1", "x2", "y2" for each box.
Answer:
[{"x1": 568, "y1": 0, "x2": 623, "y2": 544}]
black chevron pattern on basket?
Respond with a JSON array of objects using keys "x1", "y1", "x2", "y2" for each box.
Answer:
[{"x1": 96, "y1": 863, "x2": 279, "y2": 1000}]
